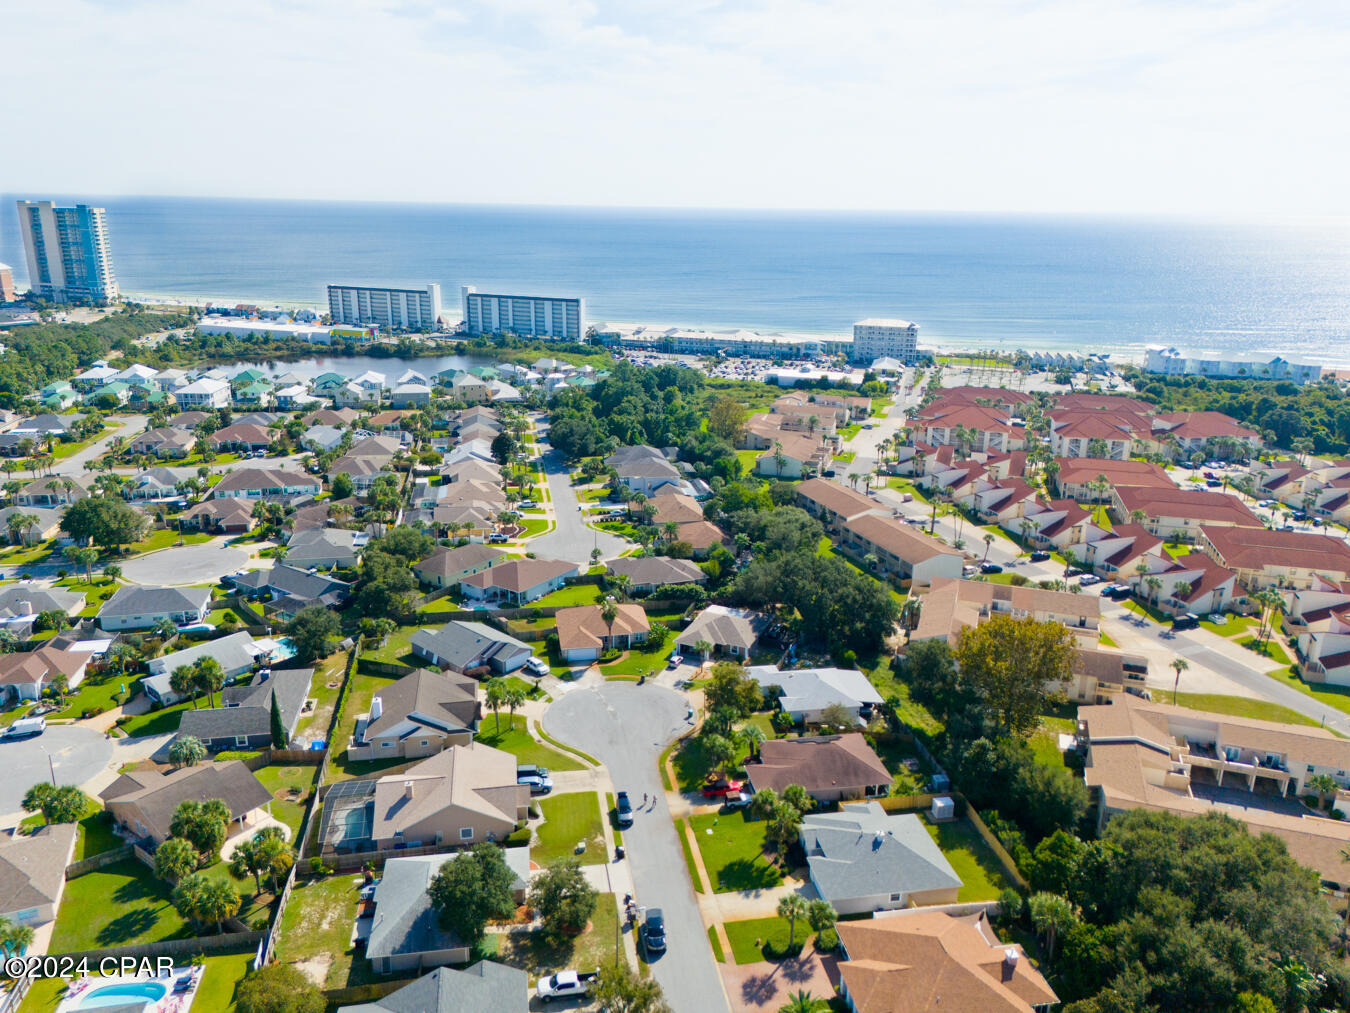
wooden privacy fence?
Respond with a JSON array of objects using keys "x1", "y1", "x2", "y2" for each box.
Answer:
[
  {"x1": 65, "y1": 844, "x2": 134, "y2": 879},
  {"x1": 46, "y1": 931, "x2": 263, "y2": 963}
]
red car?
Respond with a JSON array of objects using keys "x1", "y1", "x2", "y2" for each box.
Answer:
[{"x1": 702, "y1": 778, "x2": 745, "y2": 799}]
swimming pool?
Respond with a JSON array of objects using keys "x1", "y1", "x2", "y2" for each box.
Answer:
[{"x1": 77, "y1": 981, "x2": 167, "y2": 1009}]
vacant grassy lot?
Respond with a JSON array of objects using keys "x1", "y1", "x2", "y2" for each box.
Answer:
[
  {"x1": 723, "y1": 915, "x2": 814, "y2": 964},
  {"x1": 276, "y1": 873, "x2": 367, "y2": 988},
  {"x1": 924, "y1": 815, "x2": 1011, "y2": 902},
  {"x1": 475, "y1": 714, "x2": 584, "y2": 770},
  {"x1": 361, "y1": 625, "x2": 423, "y2": 667},
  {"x1": 49, "y1": 859, "x2": 189, "y2": 951},
  {"x1": 535, "y1": 791, "x2": 606, "y2": 866},
  {"x1": 689, "y1": 809, "x2": 783, "y2": 893}
]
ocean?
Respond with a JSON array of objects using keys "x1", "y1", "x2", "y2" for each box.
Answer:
[{"x1": 3, "y1": 195, "x2": 1348, "y2": 365}]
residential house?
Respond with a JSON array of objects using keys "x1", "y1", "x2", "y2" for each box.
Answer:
[
  {"x1": 174, "y1": 378, "x2": 231, "y2": 410},
  {"x1": 210, "y1": 467, "x2": 321, "y2": 501},
  {"x1": 286, "y1": 527, "x2": 361, "y2": 569},
  {"x1": 801, "y1": 803, "x2": 961, "y2": 915},
  {"x1": 368, "y1": 743, "x2": 528, "y2": 852},
  {"x1": 231, "y1": 381, "x2": 274, "y2": 409},
  {"x1": 98, "y1": 585, "x2": 211, "y2": 631},
  {"x1": 16, "y1": 475, "x2": 88, "y2": 508},
  {"x1": 608, "y1": 447, "x2": 685, "y2": 495},
  {"x1": 1111, "y1": 485, "x2": 1262, "y2": 540},
  {"x1": 459, "y1": 559, "x2": 579, "y2": 605},
  {"x1": 180, "y1": 497, "x2": 256, "y2": 535},
  {"x1": 232, "y1": 565, "x2": 352, "y2": 617},
  {"x1": 0, "y1": 507, "x2": 63, "y2": 545},
  {"x1": 413, "y1": 544, "x2": 507, "y2": 589},
  {"x1": 0, "y1": 646, "x2": 93, "y2": 704},
  {"x1": 390, "y1": 383, "x2": 432, "y2": 408},
  {"x1": 835, "y1": 911, "x2": 1058, "y2": 1013},
  {"x1": 745, "y1": 734, "x2": 891, "y2": 803},
  {"x1": 1199, "y1": 524, "x2": 1350, "y2": 590},
  {"x1": 274, "y1": 384, "x2": 319, "y2": 410},
  {"x1": 209, "y1": 423, "x2": 275, "y2": 453},
  {"x1": 1046, "y1": 411, "x2": 1137, "y2": 459},
  {"x1": 124, "y1": 467, "x2": 184, "y2": 501},
  {"x1": 839, "y1": 513, "x2": 964, "y2": 588},
  {"x1": 675, "y1": 604, "x2": 771, "y2": 659},
  {"x1": 303, "y1": 407, "x2": 360, "y2": 428},
  {"x1": 100, "y1": 761, "x2": 273, "y2": 846},
  {"x1": 168, "y1": 411, "x2": 211, "y2": 430},
  {"x1": 605, "y1": 556, "x2": 706, "y2": 594},
  {"x1": 555, "y1": 604, "x2": 650, "y2": 663},
  {"x1": 175, "y1": 667, "x2": 312, "y2": 752},
  {"x1": 1079, "y1": 694, "x2": 1350, "y2": 889},
  {"x1": 334, "y1": 962, "x2": 528, "y2": 1013},
  {"x1": 303, "y1": 426, "x2": 347, "y2": 453},
  {"x1": 756, "y1": 430, "x2": 831, "y2": 479},
  {"x1": 0, "y1": 824, "x2": 78, "y2": 929},
  {"x1": 749, "y1": 665, "x2": 883, "y2": 727},
  {"x1": 348, "y1": 670, "x2": 481, "y2": 761},
  {"x1": 129, "y1": 427, "x2": 195, "y2": 459},
  {"x1": 143, "y1": 631, "x2": 273, "y2": 703},
  {"x1": 918, "y1": 404, "x2": 1022, "y2": 454},
  {"x1": 409, "y1": 622, "x2": 533, "y2": 676},
  {"x1": 0, "y1": 585, "x2": 83, "y2": 621},
  {"x1": 329, "y1": 455, "x2": 392, "y2": 493},
  {"x1": 673, "y1": 520, "x2": 729, "y2": 558}
]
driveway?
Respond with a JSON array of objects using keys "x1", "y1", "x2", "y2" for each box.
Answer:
[
  {"x1": 52, "y1": 415, "x2": 150, "y2": 476},
  {"x1": 531, "y1": 449, "x2": 630, "y2": 566},
  {"x1": 0, "y1": 724, "x2": 114, "y2": 815},
  {"x1": 120, "y1": 537, "x2": 253, "y2": 586},
  {"x1": 543, "y1": 683, "x2": 729, "y2": 1013}
]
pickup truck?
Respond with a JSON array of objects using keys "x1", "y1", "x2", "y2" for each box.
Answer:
[
  {"x1": 702, "y1": 778, "x2": 745, "y2": 799},
  {"x1": 536, "y1": 969, "x2": 599, "y2": 1003}
]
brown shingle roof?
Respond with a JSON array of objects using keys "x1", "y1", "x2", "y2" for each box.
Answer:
[
  {"x1": 459, "y1": 558, "x2": 576, "y2": 594},
  {"x1": 747, "y1": 734, "x2": 890, "y2": 796},
  {"x1": 795, "y1": 478, "x2": 883, "y2": 520},
  {"x1": 843, "y1": 514, "x2": 962, "y2": 564},
  {"x1": 555, "y1": 604, "x2": 650, "y2": 653},
  {"x1": 1115, "y1": 486, "x2": 1262, "y2": 527}
]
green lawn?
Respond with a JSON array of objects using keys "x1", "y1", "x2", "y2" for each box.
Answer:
[
  {"x1": 924, "y1": 815, "x2": 1011, "y2": 902},
  {"x1": 723, "y1": 915, "x2": 814, "y2": 964},
  {"x1": 1199, "y1": 613, "x2": 1260, "y2": 637},
  {"x1": 595, "y1": 638, "x2": 678, "y2": 678},
  {"x1": 534, "y1": 791, "x2": 606, "y2": 866},
  {"x1": 1029, "y1": 729, "x2": 1068, "y2": 770},
  {"x1": 1098, "y1": 630, "x2": 1118, "y2": 648},
  {"x1": 736, "y1": 449, "x2": 762, "y2": 474},
  {"x1": 118, "y1": 696, "x2": 193, "y2": 737},
  {"x1": 276, "y1": 873, "x2": 367, "y2": 988},
  {"x1": 361, "y1": 625, "x2": 422, "y2": 667},
  {"x1": 20, "y1": 798, "x2": 122, "y2": 860},
  {"x1": 1122, "y1": 598, "x2": 1168, "y2": 623},
  {"x1": 127, "y1": 529, "x2": 212, "y2": 555},
  {"x1": 55, "y1": 575, "x2": 123, "y2": 615},
  {"x1": 495, "y1": 892, "x2": 624, "y2": 978},
  {"x1": 253, "y1": 764, "x2": 316, "y2": 839},
  {"x1": 708, "y1": 926, "x2": 726, "y2": 962},
  {"x1": 532, "y1": 583, "x2": 606, "y2": 608},
  {"x1": 188, "y1": 952, "x2": 257, "y2": 1013},
  {"x1": 327, "y1": 668, "x2": 408, "y2": 781},
  {"x1": 673, "y1": 734, "x2": 750, "y2": 794},
  {"x1": 475, "y1": 714, "x2": 584, "y2": 770},
  {"x1": 677, "y1": 818, "x2": 704, "y2": 893},
  {"x1": 49, "y1": 859, "x2": 190, "y2": 950},
  {"x1": 517, "y1": 517, "x2": 553, "y2": 538},
  {"x1": 51, "y1": 670, "x2": 138, "y2": 719},
  {"x1": 1238, "y1": 635, "x2": 1293, "y2": 666},
  {"x1": 0, "y1": 540, "x2": 56, "y2": 569},
  {"x1": 1259, "y1": 664, "x2": 1350, "y2": 721},
  {"x1": 689, "y1": 810, "x2": 783, "y2": 893},
  {"x1": 1172, "y1": 691, "x2": 1323, "y2": 727}
]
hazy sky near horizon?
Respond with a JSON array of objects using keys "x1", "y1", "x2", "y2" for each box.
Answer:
[{"x1": 6, "y1": 0, "x2": 1349, "y2": 215}]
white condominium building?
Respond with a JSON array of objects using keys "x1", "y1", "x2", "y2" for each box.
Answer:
[
  {"x1": 851, "y1": 318, "x2": 919, "y2": 363},
  {"x1": 461, "y1": 285, "x2": 585, "y2": 340},
  {"x1": 327, "y1": 283, "x2": 442, "y2": 331},
  {"x1": 1144, "y1": 346, "x2": 1322, "y2": 385},
  {"x1": 15, "y1": 200, "x2": 119, "y2": 303}
]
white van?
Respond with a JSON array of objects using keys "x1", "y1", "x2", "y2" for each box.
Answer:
[{"x1": 4, "y1": 717, "x2": 47, "y2": 739}]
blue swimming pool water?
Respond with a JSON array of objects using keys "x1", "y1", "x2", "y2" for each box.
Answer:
[{"x1": 78, "y1": 981, "x2": 167, "y2": 1009}]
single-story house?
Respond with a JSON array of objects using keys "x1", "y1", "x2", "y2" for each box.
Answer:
[
  {"x1": 364, "y1": 858, "x2": 472, "y2": 973},
  {"x1": 555, "y1": 603, "x2": 650, "y2": 663},
  {"x1": 410, "y1": 622, "x2": 532, "y2": 676},
  {"x1": 0, "y1": 645, "x2": 93, "y2": 704},
  {"x1": 413, "y1": 544, "x2": 507, "y2": 589},
  {"x1": 801, "y1": 802, "x2": 962, "y2": 915},
  {"x1": 98, "y1": 585, "x2": 212, "y2": 632},
  {"x1": 749, "y1": 665, "x2": 884, "y2": 726},
  {"x1": 349, "y1": 670, "x2": 481, "y2": 761},
  {"x1": 745, "y1": 733, "x2": 892, "y2": 804},
  {"x1": 100, "y1": 761, "x2": 273, "y2": 846},
  {"x1": 335, "y1": 962, "x2": 528, "y2": 1013},
  {"x1": 459, "y1": 559, "x2": 579, "y2": 606},
  {"x1": 605, "y1": 556, "x2": 706, "y2": 595},
  {"x1": 143, "y1": 631, "x2": 275, "y2": 703},
  {"x1": 0, "y1": 823, "x2": 79, "y2": 928},
  {"x1": 180, "y1": 497, "x2": 256, "y2": 535},
  {"x1": 675, "y1": 604, "x2": 772, "y2": 659},
  {"x1": 286, "y1": 527, "x2": 361, "y2": 569},
  {"x1": 210, "y1": 467, "x2": 321, "y2": 501},
  {"x1": 175, "y1": 667, "x2": 312, "y2": 752},
  {"x1": 232, "y1": 564, "x2": 352, "y2": 616},
  {"x1": 209, "y1": 423, "x2": 275, "y2": 453},
  {"x1": 15, "y1": 476, "x2": 89, "y2": 508},
  {"x1": 129, "y1": 427, "x2": 195, "y2": 459},
  {"x1": 0, "y1": 506, "x2": 63, "y2": 545}
]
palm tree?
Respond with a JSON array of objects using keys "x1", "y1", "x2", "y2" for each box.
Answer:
[
  {"x1": 198, "y1": 877, "x2": 241, "y2": 934},
  {"x1": 1171, "y1": 581, "x2": 1192, "y2": 607},
  {"x1": 982, "y1": 532, "x2": 995, "y2": 564},
  {"x1": 70, "y1": 545, "x2": 98, "y2": 584},
  {"x1": 1309, "y1": 773, "x2": 1339, "y2": 812},
  {"x1": 193, "y1": 657, "x2": 225, "y2": 708},
  {"x1": 1145, "y1": 575, "x2": 1163, "y2": 605},
  {"x1": 1170, "y1": 657, "x2": 1189, "y2": 704},
  {"x1": 600, "y1": 597, "x2": 620, "y2": 651},
  {"x1": 504, "y1": 685, "x2": 527, "y2": 729},
  {"x1": 777, "y1": 991, "x2": 826, "y2": 1013},
  {"x1": 1028, "y1": 892, "x2": 1076, "y2": 960},
  {"x1": 738, "y1": 723, "x2": 766, "y2": 761},
  {"x1": 777, "y1": 894, "x2": 809, "y2": 951},
  {"x1": 693, "y1": 638, "x2": 713, "y2": 662},
  {"x1": 485, "y1": 677, "x2": 507, "y2": 731},
  {"x1": 0, "y1": 917, "x2": 35, "y2": 957}
]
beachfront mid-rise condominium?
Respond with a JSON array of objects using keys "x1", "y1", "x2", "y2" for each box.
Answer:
[
  {"x1": 851, "y1": 318, "x2": 919, "y2": 364},
  {"x1": 328, "y1": 283, "x2": 442, "y2": 331},
  {"x1": 15, "y1": 200, "x2": 119, "y2": 304},
  {"x1": 461, "y1": 285, "x2": 585, "y2": 341}
]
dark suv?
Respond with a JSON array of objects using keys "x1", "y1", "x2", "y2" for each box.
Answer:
[
  {"x1": 641, "y1": 908, "x2": 667, "y2": 955},
  {"x1": 1172, "y1": 613, "x2": 1200, "y2": 631},
  {"x1": 616, "y1": 791, "x2": 634, "y2": 828}
]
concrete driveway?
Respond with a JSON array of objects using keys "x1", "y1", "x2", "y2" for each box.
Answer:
[
  {"x1": 543, "y1": 682, "x2": 729, "y2": 1013},
  {"x1": 120, "y1": 537, "x2": 254, "y2": 585},
  {"x1": 0, "y1": 724, "x2": 114, "y2": 815},
  {"x1": 532, "y1": 449, "x2": 630, "y2": 566}
]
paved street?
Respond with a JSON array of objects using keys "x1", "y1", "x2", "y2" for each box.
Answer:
[
  {"x1": 543, "y1": 683, "x2": 729, "y2": 1013},
  {"x1": 0, "y1": 725, "x2": 113, "y2": 815},
  {"x1": 532, "y1": 449, "x2": 630, "y2": 565},
  {"x1": 119, "y1": 536, "x2": 255, "y2": 585},
  {"x1": 52, "y1": 415, "x2": 150, "y2": 476}
]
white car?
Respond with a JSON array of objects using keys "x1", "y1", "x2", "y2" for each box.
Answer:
[
  {"x1": 525, "y1": 656, "x2": 549, "y2": 677},
  {"x1": 536, "y1": 970, "x2": 597, "y2": 1003}
]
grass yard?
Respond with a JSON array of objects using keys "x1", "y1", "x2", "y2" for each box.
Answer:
[
  {"x1": 51, "y1": 670, "x2": 138, "y2": 720},
  {"x1": 118, "y1": 696, "x2": 193, "y2": 738},
  {"x1": 736, "y1": 449, "x2": 762, "y2": 474},
  {"x1": 689, "y1": 810, "x2": 783, "y2": 893},
  {"x1": 360, "y1": 624, "x2": 422, "y2": 667},
  {"x1": 0, "y1": 540, "x2": 56, "y2": 569},
  {"x1": 276, "y1": 873, "x2": 367, "y2": 988},
  {"x1": 1122, "y1": 598, "x2": 1168, "y2": 623},
  {"x1": 723, "y1": 915, "x2": 813, "y2": 964},
  {"x1": 187, "y1": 952, "x2": 257, "y2": 1013},
  {"x1": 1172, "y1": 691, "x2": 1322, "y2": 727},
  {"x1": 127, "y1": 529, "x2": 212, "y2": 555},
  {"x1": 475, "y1": 714, "x2": 584, "y2": 771},
  {"x1": 253, "y1": 764, "x2": 316, "y2": 839},
  {"x1": 1098, "y1": 630, "x2": 1118, "y2": 648},
  {"x1": 673, "y1": 734, "x2": 750, "y2": 794},
  {"x1": 678, "y1": 818, "x2": 704, "y2": 893},
  {"x1": 708, "y1": 926, "x2": 726, "y2": 962},
  {"x1": 534, "y1": 791, "x2": 606, "y2": 866},
  {"x1": 533, "y1": 583, "x2": 606, "y2": 608},
  {"x1": 924, "y1": 815, "x2": 1011, "y2": 902},
  {"x1": 1259, "y1": 664, "x2": 1350, "y2": 721},
  {"x1": 1029, "y1": 729, "x2": 1068, "y2": 770},
  {"x1": 327, "y1": 669, "x2": 404, "y2": 781},
  {"x1": 518, "y1": 517, "x2": 553, "y2": 538},
  {"x1": 496, "y1": 892, "x2": 624, "y2": 980},
  {"x1": 55, "y1": 576, "x2": 122, "y2": 616},
  {"x1": 595, "y1": 639, "x2": 678, "y2": 678},
  {"x1": 49, "y1": 859, "x2": 190, "y2": 951},
  {"x1": 293, "y1": 651, "x2": 347, "y2": 741},
  {"x1": 1238, "y1": 635, "x2": 1293, "y2": 666},
  {"x1": 1200, "y1": 613, "x2": 1260, "y2": 637}
]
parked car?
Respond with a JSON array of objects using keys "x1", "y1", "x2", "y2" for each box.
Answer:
[
  {"x1": 980, "y1": 562, "x2": 1003, "y2": 574},
  {"x1": 517, "y1": 763, "x2": 553, "y2": 795},
  {"x1": 702, "y1": 777, "x2": 745, "y2": 799},
  {"x1": 616, "y1": 791, "x2": 634, "y2": 827},
  {"x1": 667, "y1": 653, "x2": 684, "y2": 668},
  {"x1": 1103, "y1": 583, "x2": 1132, "y2": 599},
  {"x1": 518, "y1": 499, "x2": 537, "y2": 509},
  {"x1": 723, "y1": 791, "x2": 752, "y2": 810},
  {"x1": 1172, "y1": 612, "x2": 1200, "y2": 631},
  {"x1": 537, "y1": 970, "x2": 599, "y2": 1003},
  {"x1": 640, "y1": 908, "x2": 667, "y2": 955},
  {"x1": 1028, "y1": 551, "x2": 1051, "y2": 562},
  {"x1": 487, "y1": 532, "x2": 509, "y2": 544},
  {"x1": 524, "y1": 656, "x2": 549, "y2": 677},
  {"x1": 1078, "y1": 574, "x2": 1101, "y2": 586}
]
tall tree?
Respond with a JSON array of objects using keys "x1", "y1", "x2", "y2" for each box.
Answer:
[
  {"x1": 269, "y1": 688, "x2": 287, "y2": 749},
  {"x1": 952, "y1": 614, "x2": 1074, "y2": 738},
  {"x1": 427, "y1": 843, "x2": 517, "y2": 944}
]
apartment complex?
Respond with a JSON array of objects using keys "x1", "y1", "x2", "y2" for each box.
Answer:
[
  {"x1": 327, "y1": 283, "x2": 442, "y2": 331},
  {"x1": 15, "y1": 200, "x2": 118, "y2": 303},
  {"x1": 460, "y1": 285, "x2": 584, "y2": 340},
  {"x1": 851, "y1": 318, "x2": 920, "y2": 363},
  {"x1": 1144, "y1": 345, "x2": 1322, "y2": 384}
]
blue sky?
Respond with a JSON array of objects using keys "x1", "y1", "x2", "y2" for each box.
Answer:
[{"x1": 5, "y1": 0, "x2": 1348, "y2": 214}]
